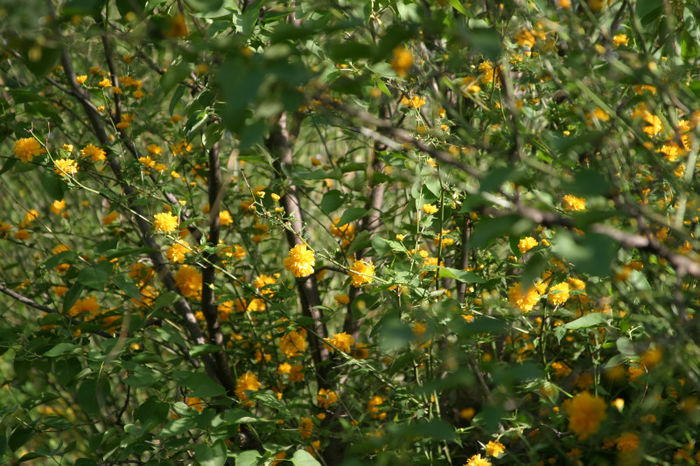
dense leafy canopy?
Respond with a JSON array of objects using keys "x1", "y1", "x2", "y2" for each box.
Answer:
[{"x1": 0, "y1": 0, "x2": 699, "y2": 464}]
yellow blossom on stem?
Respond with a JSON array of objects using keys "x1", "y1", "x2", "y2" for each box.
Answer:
[
  {"x1": 153, "y1": 212, "x2": 178, "y2": 233},
  {"x1": 547, "y1": 282, "x2": 570, "y2": 305},
  {"x1": 563, "y1": 392, "x2": 607, "y2": 439},
  {"x1": 279, "y1": 328, "x2": 307, "y2": 358},
  {"x1": 422, "y1": 203, "x2": 439, "y2": 215},
  {"x1": 562, "y1": 194, "x2": 586, "y2": 211},
  {"x1": 283, "y1": 244, "x2": 315, "y2": 277},
  {"x1": 508, "y1": 283, "x2": 540, "y2": 313},
  {"x1": 14, "y1": 137, "x2": 44, "y2": 162},
  {"x1": 174, "y1": 265, "x2": 202, "y2": 300},
  {"x1": 235, "y1": 372, "x2": 261, "y2": 401},
  {"x1": 484, "y1": 440, "x2": 505, "y2": 458},
  {"x1": 54, "y1": 159, "x2": 78, "y2": 177},
  {"x1": 348, "y1": 259, "x2": 375, "y2": 287},
  {"x1": 391, "y1": 46, "x2": 413, "y2": 77},
  {"x1": 80, "y1": 144, "x2": 106, "y2": 162},
  {"x1": 325, "y1": 332, "x2": 354, "y2": 353},
  {"x1": 518, "y1": 236, "x2": 539, "y2": 253},
  {"x1": 466, "y1": 454, "x2": 492, "y2": 466}
]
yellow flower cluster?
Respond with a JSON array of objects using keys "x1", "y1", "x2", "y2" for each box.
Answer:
[
  {"x1": 325, "y1": 332, "x2": 354, "y2": 353},
  {"x1": 562, "y1": 194, "x2": 586, "y2": 211},
  {"x1": 153, "y1": 212, "x2": 178, "y2": 233},
  {"x1": 80, "y1": 143, "x2": 106, "y2": 162},
  {"x1": 390, "y1": 46, "x2": 413, "y2": 77},
  {"x1": 54, "y1": 159, "x2": 79, "y2": 177},
  {"x1": 547, "y1": 282, "x2": 570, "y2": 305},
  {"x1": 235, "y1": 372, "x2": 261, "y2": 401},
  {"x1": 166, "y1": 241, "x2": 191, "y2": 263},
  {"x1": 508, "y1": 283, "x2": 541, "y2": 313},
  {"x1": 253, "y1": 274, "x2": 277, "y2": 296},
  {"x1": 174, "y1": 264, "x2": 202, "y2": 300},
  {"x1": 14, "y1": 137, "x2": 44, "y2": 162},
  {"x1": 563, "y1": 391, "x2": 607, "y2": 439},
  {"x1": 317, "y1": 388, "x2": 339, "y2": 409},
  {"x1": 278, "y1": 329, "x2": 307, "y2": 358},
  {"x1": 348, "y1": 259, "x2": 375, "y2": 287},
  {"x1": 283, "y1": 244, "x2": 315, "y2": 277},
  {"x1": 518, "y1": 236, "x2": 539, "y2": 253}
]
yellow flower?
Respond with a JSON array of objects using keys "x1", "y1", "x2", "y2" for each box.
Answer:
[
  {"x1": 13, "y1": 137, "x2": 44, "y2": 162},
  {"x1": 279, "y1": 329, "x2": 307, "y2": 358},
  {"x1": 80, "y1": 144, "x2": 106, "y2": 162},
  {"x1": 174, "y1": 265, "x2": 202, "y2": 300},
  {"x1": 219, "y1": 210, "x2": 234, "y2": 226},
  {"x1": 367, "y1": 395, "x2": 385, "y2": 419},
  {"x1": 235, "y1": 372, "x2": 261, "y2": 401},
  {"x1": 334, "y1": 294, "x2": 350, "y2": 305},
  {"x1": 98, "y1": 77, "x2": 111, "y2": 88},
  {"x1": 51, "y1": 199, "x2": 66, "y2": 214},
  {"x1": 391, "y1": 46, "x2": 413, "y2": 77},
  {"x1": 588, "y1": 0, "x2": 605, "y2": 12},
  {"x1": 166, "y1": 241, "x2": 191, "y2": 263},
  {"x1": 283, "y1": 244, "x2": 315, "y2": 277},
  {"x1": 102, "y1": 211, "x2": 119, "y2": 226},
  {"x1": 466, "y1": 454, "x2": 492, "y2": 466},
  {"x1": 299, "y1": 417, "x2": 313, "y2": 439},
  {"x1": 54, "y1": 159, "x2": 78, "y2": 177},
  {"x1": 246, "y1": 298, "x2": 266, "y2": 312},
  {"x1": 563, "y1": 392, "x2": 607, "y2": 439},
  {"x1": 508, "y1": 283, "x2": 540, "y2": 313},
  {"x1": 547, "y1": 282, "x2": 570, "y2": 305},
  {"x1": 153, "y1": 212, "x2": 178, "y2": 233},
  {"x1": 484, "y1": 440, "x2": 505, "y2": 458},
  {"x1": 348, "y1": 259, "x2": 375, "y2": 287},
  {"x1": 317, "y1": 388, "x2": 339, "y2": 409},
  {"x1": 518, "y1": 236, "x2": 539, "y2": 253},
  {"x1": 612, "y1": 34, "x2": 629, "y2": 47},
  {"x1": 325, "y1": 332, "x2": 355, "y2": 353},
  {"x1": 515, "y1": 28, "x2": 536, "y2": 48},
  {"x1": 253, "y1": 274, "x2": 277, "y2": 296},
  {"x1": 616, "y1": 432, "x2": 639, "y2": 453},
  {"x1": 562, "y1": 194, "x2": 586, "y2": 211},
  {"x1": 641, "y1": 347, "x2": 662, "y2": 369},
  {"x1": 422, "y1": 203, "x2": 439, "y2": 215},
  {"x1": 68, "y1": 296, "x2": 100, "y2": 317},
  {"x1": 75, "y1": 75, "x2": 87, "y2": 84}
]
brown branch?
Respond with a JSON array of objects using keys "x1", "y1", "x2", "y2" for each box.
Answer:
[
  {"x1": 201, "y1": 143, "x2": 236, "y2": 390},
  {"x1": 344, "y1": 137, "x2": 386, "y2": 338},
  {"x1": 456, "y1": 215, "x2": 472, "y2": 304},
  {"x1": 266, "y1": 113, "x2": 331, "y2": 388},
  {"x1": 51, "y1": 15, "x2": 221, "y2": 384},
  {"x1": 0, "y1": 282, "x2": 112, "y2": 338}
]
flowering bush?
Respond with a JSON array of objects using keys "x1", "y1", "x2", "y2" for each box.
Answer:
[{"x1": 0, "y1": 0, "x2": 699, "y2": 465}]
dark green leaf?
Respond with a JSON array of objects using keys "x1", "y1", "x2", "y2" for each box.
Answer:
[
  {"x1": 552, "y1": 231, "x2": 616, "y2": 276},
  {"x1": 195, "y1": 439, "x2": 227, "y2": 466},
  {"x1": 320, "y1": 190, "x2": 344, "y2": 214},
  {"x1": 471, "y1": 215, "x2": 533, "y2": 248},
  {"x1": 44, "y1": 343, "x2": 80, "y2": 358},
  {"x1": 77, "y1": 262, "x2": 113, "y2": 290},
  {"x1": 565, "y1": 312, "x2": 606, "y2": 330},
  {"x1": 336, "y1": 207, "x2": 367, "y2": 227},
  {"x1": 437, "y1": 266, "x2": 485, "y2": 283},
  {"x1": 184, "y1": 373, "x2": 226, "y2": 397}
]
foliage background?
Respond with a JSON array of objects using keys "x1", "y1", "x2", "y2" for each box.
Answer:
[{"x1": 0, "y1": 0, "x2": 698, "y2": 464}]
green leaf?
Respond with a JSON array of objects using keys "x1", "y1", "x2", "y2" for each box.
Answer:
[
  {"x1": 188, "y1": 0, "x2": 223, "y2": 13},
  {"x1": 336, "y1": 207, "x2": 368, "y2": 227},
  {"x1": 44, "y1": 343, "x2": 80, "y2": 358},
  {"x1": 565, "y1": 168, "x2": 611, "y2": 197},
  {"x1": 9, "y1": 427, "x2": 33, "y2": 451},
  {"x1": 184, "y1": 373, "x2": 226, "y2": 397},
  {"x1": 77, "y1": 378, "x2": 110, "y2": 418},
  {"x1": 565, "y1": 313, "x2": 606, "y2": 330},
  {"x1": 471, "y1": 215, "x2": 533, "y2": 248},
  {"x1": 190, "y1": 344, "x2": 224, "y2": 358},
  {"x1": 62, "y1": 283, "x2": 84, "y2": 313},
  {"x1": 44, "y1": 250, "x2": 78, "y2": 270},
  {"x1": 125, "y1": 366, "x2": 157, "y2": 388},
  {"x1": 465, "y1": 28, "x2": 503, "y2": 61},
  {"x1": 195, "y1": 439, "x2": 227, "y2": 466},
  {"x1": 113, "y1": 274, "x2": 141, "y2": 300},
  {"x1": 0, "y1": 157, "x2": 17, "y2": 176},
  {"x1": 447, "y1": 0, "x2": 468, "y2": 15},
  {"x1": 235, "y1": 451, "x2": 261, "y2": 466},
  {"x1": 345, "y1": 231, "x2": 371, "y2": 257},
  {"x1": 320, "y1": 190, "x2": 344, "y2": 214},
  {"x1": 552, "y1": 231, "x2": 616, "y2": 276},
  {"x1": 61, "y1": 0, "x2": 102, "y2": 17},
  {"x1": 437, "y1": 266, "x2": 485, "y2": 283},
  {"x1": 77, "y1": 262, "x2": 113, "y2": 290},
  {"x1": 291, "y1": 449, "x2": 321, "y2": 466},
  {"x1": 161, "y1": 63, "x2": 191, "y2": 96},
  {"x1": 40, "y1": 171, "x2": 66, "y2": 200},
  {"x1": 236, "y1": 0, "x2": 262, "y2": 37}
]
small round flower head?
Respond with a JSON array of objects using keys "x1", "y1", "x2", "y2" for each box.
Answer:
[
  {"x1": 153, "y1": 212, "x2": 178, "y2": 233},
  {"x1": 349, "y1": 259, "x2": 375, "y2": 287},
  {"x1": 54, "y1": 159, "x2": 78, "y2": 177},
  {"x1": 14, "y1": 137, "x2": 44, "y2": 162},
  {"x1": 283, "y1": 244, "x2": 315, "y2": 277},
  {"x1": 547, "y1": 282, "x2": 570, "y2": 305}
]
